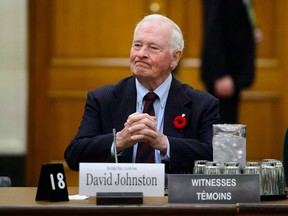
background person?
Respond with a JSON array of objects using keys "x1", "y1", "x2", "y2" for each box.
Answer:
[{"x1": 200, "y1": 0, "x2": 262, "y2": 123}]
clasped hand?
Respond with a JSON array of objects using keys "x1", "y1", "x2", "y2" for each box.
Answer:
[{"x1": 115, "y1": 112, "x2": 167, "y2": 154}]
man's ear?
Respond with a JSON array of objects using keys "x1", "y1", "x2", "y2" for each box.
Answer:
[{"x1": 171, "y1": 50, "x2": 183, "y2": 70}]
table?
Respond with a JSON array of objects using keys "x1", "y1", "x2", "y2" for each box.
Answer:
[{"x1": 0, "y1": 187, "x2": 288, "y2": 216}]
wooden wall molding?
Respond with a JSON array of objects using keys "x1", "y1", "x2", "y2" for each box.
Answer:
[
  {"x1": 51, "y1": 57, "x2": 279, "y2": 69},
  {"x1": 49, "y1": 91, "x2": 87, "y2": 99},
  {"x1": 241, "y1": 91, "x2": 280, "y2": 101},
  {"x1": 51, "y1": 58, "x2": 130, "y2": 67}
]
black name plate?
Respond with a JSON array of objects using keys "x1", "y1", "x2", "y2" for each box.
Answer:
[
  {"x1": 168, "y1": 174, "x2": 260, "y2": 203},
  {"x1": 96, "y1": 192, "x2": 143, "y2": 205}
]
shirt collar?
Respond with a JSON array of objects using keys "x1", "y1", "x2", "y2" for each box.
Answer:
[{"x1": 135, "y1": 74, "x2": 172, "y2": 108}]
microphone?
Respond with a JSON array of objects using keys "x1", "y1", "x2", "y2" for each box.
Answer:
[{"x1": 113, "y1": 128, "x2": 118, "y2": 163}]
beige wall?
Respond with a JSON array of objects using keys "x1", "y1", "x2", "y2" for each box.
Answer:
[{"x1": 0, "y1": 0, "x2": 27, "y2": 155}]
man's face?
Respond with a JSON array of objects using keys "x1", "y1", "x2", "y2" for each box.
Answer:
[{"x1": 130, "y1": 21, "x2": 176, "y2": 86}]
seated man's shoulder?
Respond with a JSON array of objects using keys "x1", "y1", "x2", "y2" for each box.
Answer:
[{"x1": 88, "y1": 76, "x2": 134, "y2": 98}]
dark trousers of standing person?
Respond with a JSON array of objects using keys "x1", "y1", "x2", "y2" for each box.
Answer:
[{"x1": 208, "y1": 88, "x2": 240, "y2": 124}]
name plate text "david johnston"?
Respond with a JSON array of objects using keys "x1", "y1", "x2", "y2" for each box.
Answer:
[
  {"x1": 79, "y1": 163, "x2": 165, "y2": 197},
  {"x1": 168, "y1": 174, "x2": 260, "y2": 203}
]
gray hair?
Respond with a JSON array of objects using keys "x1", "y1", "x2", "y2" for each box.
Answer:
[{"x1": 134, "y1": 14, "x2": 184, "y2": 54}]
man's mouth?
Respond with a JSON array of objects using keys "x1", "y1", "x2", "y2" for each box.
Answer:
[{"x1": 135, "y1": 61, "x2": 149, "y2": 67}]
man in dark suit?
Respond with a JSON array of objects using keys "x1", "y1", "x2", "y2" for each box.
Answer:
[
  {"x1": 65, "y1": 14, "x2": 220, "y2": 174},
  {"x1": 201, "y1": 0, "x2": 262, "y2": 124}
]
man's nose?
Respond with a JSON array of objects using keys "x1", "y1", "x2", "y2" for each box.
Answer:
[{"x1": 137, "y1": 46, "x2": 148, "y2": 57}]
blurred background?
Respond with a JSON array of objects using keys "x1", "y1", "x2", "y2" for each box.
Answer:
[{"x1": 1, "y1": 0, "x2": 288, "y2": 187}]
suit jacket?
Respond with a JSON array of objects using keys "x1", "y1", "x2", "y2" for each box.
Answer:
[
  {"x1": 201, "y1": 0, "x2": 256, "y2": 91},
  {"x1": 64, "y1": 76, "x2": 220, "y2": 174}
]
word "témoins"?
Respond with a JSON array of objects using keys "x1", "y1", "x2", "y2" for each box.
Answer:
[{"x1": 86, "y1": 172, "x2": 158, "y2": 186}]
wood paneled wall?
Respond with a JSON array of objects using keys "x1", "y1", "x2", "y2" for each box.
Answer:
[{"x1": 28, "y1": 0, "x2": 288, "y2": 186}]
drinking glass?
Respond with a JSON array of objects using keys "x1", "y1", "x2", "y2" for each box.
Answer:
[
  {"x1": 223, "y1": 161, "x2": 240, "y2": 174},
  {"x1": 193, "y1": 160, "x2": 207, "y2": 174},
  {"x1": 204, "y1": 161, "x2": 221, "y2": 174},
  {"x1": 261, "y1": 159, "x2": 285, "y2": 195}
]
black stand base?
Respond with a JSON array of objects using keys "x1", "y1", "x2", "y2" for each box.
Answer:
[{"x1": 96, "y1": 192, "x2": 143, "y2": 205}]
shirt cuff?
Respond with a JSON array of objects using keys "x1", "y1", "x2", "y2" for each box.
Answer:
[
  {"x1": 160, "y1": 136, "x2": 170, "y2": 161},
  {"x1": 111, "y1": 142, "x2": 123, "y2": 158}
]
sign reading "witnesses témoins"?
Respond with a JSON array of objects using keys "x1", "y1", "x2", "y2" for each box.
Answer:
[{"x1": 168, "y1": 174, "x2": 260, "y2": 203}]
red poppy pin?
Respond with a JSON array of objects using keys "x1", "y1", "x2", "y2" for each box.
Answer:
[{"x1": 173, "y1": 114, "x2": 187, "y2": 129}]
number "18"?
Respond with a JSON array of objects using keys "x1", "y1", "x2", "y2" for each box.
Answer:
[{"x1": 50, "y1": 173, "x2": 66, "y2": 190}]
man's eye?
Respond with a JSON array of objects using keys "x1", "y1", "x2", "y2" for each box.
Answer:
[{"x1": 133, "y1": 44, "x2": 141, "y2": 48}]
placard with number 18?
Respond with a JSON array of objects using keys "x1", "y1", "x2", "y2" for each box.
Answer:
[{"x1": 35, "y1": 163, "x2": 69, "y2": 202}]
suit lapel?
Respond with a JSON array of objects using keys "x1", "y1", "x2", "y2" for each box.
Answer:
[
  {"x1": 164, "y1": 78, "x2": 192, "y2": 137},
  {"x1": 109, "y1": 77, "x2": 137, "y2": 131}
]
